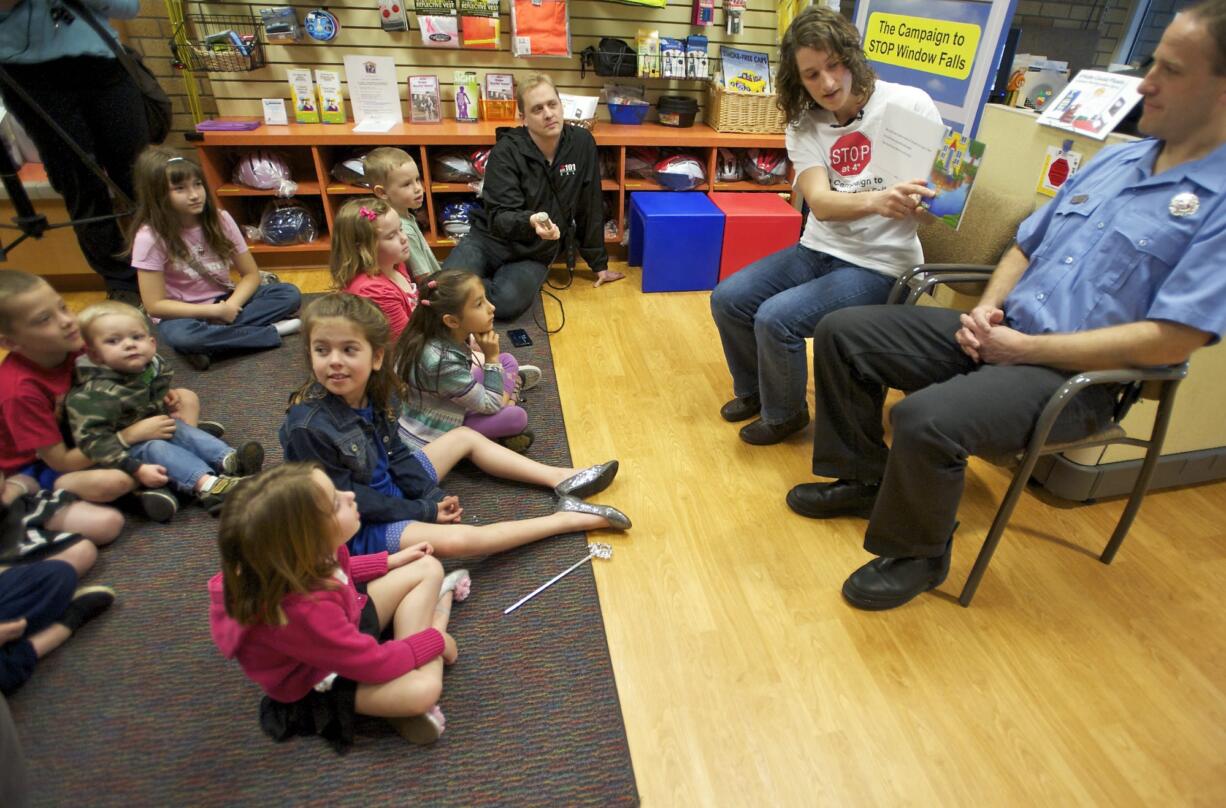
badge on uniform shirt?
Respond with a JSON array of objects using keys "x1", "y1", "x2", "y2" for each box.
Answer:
[
  {"x1": 1169, "y1": 192, "x2": 1200, "y2": 217},
  {"x1": 1070, "y1": 193, "x2": 1089, "y2": 204}
]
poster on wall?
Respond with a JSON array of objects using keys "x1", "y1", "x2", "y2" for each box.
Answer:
[
  {"x1": 343, "y1": 55, "x2": 404, "y2": 130},
  {"x1": 855, "y1": 0, "x2": 1019, "y2": 137}
]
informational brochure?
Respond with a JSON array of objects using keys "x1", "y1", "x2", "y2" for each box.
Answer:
[
  {"x1": 343, "y1": 55, "x2": 403, "y2": 128},
  {"x1": 315, "y1": 70, "x2": 345, "y2": 124},
  {"x1": 1037, "y1": 69, "x2": 1143, "y2": 140},
  {"x1": 408, "y1": 75, "x2": 442, "y2": 123}
]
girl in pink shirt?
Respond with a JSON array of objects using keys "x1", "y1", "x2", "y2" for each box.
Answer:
[
  {"x1": 331, "y1": 198, "x2": 421, "y2": 340},
  {"x1": 208, "y1": 463, "x2": 472, "y2": 749},
  {"x1": 126, "y1": 147, "x2": 302, "y2": 371}
]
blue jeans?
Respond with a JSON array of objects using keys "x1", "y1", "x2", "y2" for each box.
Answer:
[
  {"x1": 443, "y1": 231, "x2": 553, "y2": 321},
  {"x1": 0, "y1": 560, "x2": 77, "y2": 694},
  {"x1": 157, "y1": 283, "x2": 301, "y2": 357},
  {"x1": 128, "y1": 420, "x2": 232, "y2": 493},
  {"x1": 710, "y1": 244, "x2": 895, "y2": 424}
]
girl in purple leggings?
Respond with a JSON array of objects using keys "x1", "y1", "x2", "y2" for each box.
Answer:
[{"x1": 393, "y1": 271, "x2": 540, "y2": 452}]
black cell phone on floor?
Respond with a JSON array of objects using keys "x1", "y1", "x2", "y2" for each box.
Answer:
[{"x1": 508, "y1": 328, "x2": 533, "y2": 348}]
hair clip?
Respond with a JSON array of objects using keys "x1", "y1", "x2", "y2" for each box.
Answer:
[
  {"x1": 358, "y1": 206, "x2": 378, "y2": 221},
  {"x1": 167, "y1": 156, "x2": 186, "y2": 163},
  {"x1": 426, "y1": 279, "x2": 438, "y2": 289},
  {"x1": 419, "y1": 299, "x2": 432, "y2": 306}
]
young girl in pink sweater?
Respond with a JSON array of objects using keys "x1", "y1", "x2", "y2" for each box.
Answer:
[{"x1": 208, "y1": 463, "x2": 471, "y2": 749}]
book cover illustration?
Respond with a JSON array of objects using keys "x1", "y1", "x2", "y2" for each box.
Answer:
[
  {"x1": 921, "y1": 129, "x2": 986, "y2": 230},
  {"x1": 1036, "y1": 140, "x2": 1081, "y2": 198},
  {"x1": 453, "y1": 71, "x2": 480, "y2": 122},
  {"x1": 720, "y1": 45, "x2": 771, "y2": 94},
  {"x1": 408, "y1": 75, "x2": 442, "y2": 123}
]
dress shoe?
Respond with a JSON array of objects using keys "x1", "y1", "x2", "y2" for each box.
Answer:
[
  {"x1": 719, "y1": 393, "x2": 760, "y2": 422},
  {"x1": 557, "y1": 495, "x2": 631, "y2": 530},
  {"x1": 841, "y1": 540, "x2": 953, "y2": 611},
  {"x1": 786, "y1": 479, "x2": 879, "y2": 519},
  {"x1": 739, "y1": 410, "x2": 809, "y2": 445},
  {"x1": 554, "y1": 460, "x2": 618, "y2": 499}
]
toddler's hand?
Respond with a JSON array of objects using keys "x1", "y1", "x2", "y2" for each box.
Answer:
[
  {"x1": 122, "y1": 415, "x2": 177, "y2": 444},
  {"x1": 435, "y1": 495, "x2": 463, "y2": 524},
  {"x1": 474, "y1": 330, "x2": 500, "y2": 362},
  {"x1": 135, "y1": 464, "x2": 169, "y2": 488},
  {"x1": 163, "y1": 389, "x2": 181, "y2": 411}
]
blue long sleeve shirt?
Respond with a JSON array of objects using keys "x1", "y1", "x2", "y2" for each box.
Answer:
[{"x1": 1, "y1": 0, "x2": 140, "y2": 64}]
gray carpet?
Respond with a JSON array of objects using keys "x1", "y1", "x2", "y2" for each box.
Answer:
[{"x1": 8, "y1": 297, "x2": 638, "y2": 806}]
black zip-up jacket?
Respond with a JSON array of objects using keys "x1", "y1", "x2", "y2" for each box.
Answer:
[{"x1": 473, "y1": 124, "x2": 608, "y2": 273}]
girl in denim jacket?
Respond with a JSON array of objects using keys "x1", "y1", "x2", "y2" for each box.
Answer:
[{"x1": 280, "y1": 293, "x2": 630, "y2": 558}]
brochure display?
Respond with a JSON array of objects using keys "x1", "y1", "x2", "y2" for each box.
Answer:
[
  {"x1": 1036, "y1": 70, "x2": 1143, "y2": 140},
  {"x1": 286, "y1": 68, "x2": 319, "y2": 123},
  {"x1": 483, "y1": 73, "x2": 517, "y2": 120},
  {"x1": 315, "y1": 70, "x2": 345, "y2": 124},
  {"x1": 453, "y1": 71, "x2": 480, "y2": 122},
  {"x1": 409, "y1": 75, "x2": 442, "y2": 123}
]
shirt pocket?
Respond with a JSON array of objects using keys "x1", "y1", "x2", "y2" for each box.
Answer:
[
  {"x1": 336, "y1": 427, "x2": 369, "y2": 477},
  {"x1": 1103, "y1": 218, "x2": 1188, "y2": 293}
]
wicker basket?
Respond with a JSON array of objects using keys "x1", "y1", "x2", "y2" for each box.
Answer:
[{"x1": 706, "y1": 82, "x2": 786, "y2": 134}]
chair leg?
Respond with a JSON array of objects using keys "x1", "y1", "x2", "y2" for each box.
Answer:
[
  {"x1": 959, "y1": 462, "x2": 1035, "y2": 607},
  {"x1": 1100, "y1": 388, "x2": 1178, "y2": 564}
]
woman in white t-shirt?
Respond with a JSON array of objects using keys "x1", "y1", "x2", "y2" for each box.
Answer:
[
  {"x1": 711, "y1": 5, "x2": 941, "y2": 445},
  {"x1": 126, "y1": 147, "x2": 303, "y2": 371}
]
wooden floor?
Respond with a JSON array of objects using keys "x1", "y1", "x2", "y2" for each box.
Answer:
[{"x1": 66, "y1": 266, "x2": 1226, "y2": 806}]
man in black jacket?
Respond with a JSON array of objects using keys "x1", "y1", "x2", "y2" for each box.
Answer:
[{"x1": 442, "y1": 73, "x2": 624, "y2": 319}]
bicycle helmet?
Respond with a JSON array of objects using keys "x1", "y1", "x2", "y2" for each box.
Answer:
[
  {"x1": 654, "y1": 154, "x2": 706, "y2": 191},
  {"x1": 743, "y1": 148, "x2": 789, "y2": 184},
  {"x1": 233, "y1": 150, "x2": 297, "y2": 196},
  {"x1": 258, "y1": 199, "x2": 317, "y2": 245}
]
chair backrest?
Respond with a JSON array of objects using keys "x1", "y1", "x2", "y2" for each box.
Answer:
[{"x1": 918, "y1": 186, "x2": 1035, "y2": 266}]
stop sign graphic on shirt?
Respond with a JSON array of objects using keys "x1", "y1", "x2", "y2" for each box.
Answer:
[{"x1": 829, "y1": 131, "x2": 872, "y2": 177}]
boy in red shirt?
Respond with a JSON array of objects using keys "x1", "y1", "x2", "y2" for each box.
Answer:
[{"x1": 0, "y1": 271, "x2": 198, "y2": 520}]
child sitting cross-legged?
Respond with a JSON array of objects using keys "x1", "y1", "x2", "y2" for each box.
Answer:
[{"x1": 66, "y1": 302, "x2": 265, "y2": 519}]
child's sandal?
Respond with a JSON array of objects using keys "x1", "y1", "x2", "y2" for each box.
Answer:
[
  {"x1": 440, "y1": 569, "x2": 471, "y2": 602},
  {"x1": 388, "y1": 704, "x2": 445, "y2": 745}
]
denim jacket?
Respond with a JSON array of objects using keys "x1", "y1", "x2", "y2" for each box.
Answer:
[{"x1": 279, "y1": 383, "x2": 444, "y2": 524}]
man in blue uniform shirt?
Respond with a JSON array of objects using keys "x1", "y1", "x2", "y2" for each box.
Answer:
[{"x1": 786, "y1": 0, "x2": 1226, "y2": 611}]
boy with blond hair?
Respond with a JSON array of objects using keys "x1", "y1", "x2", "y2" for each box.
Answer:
[
  {"x1": 364, "y1": 147, "x2": 442, "y2": 281},
  {"x1": 67, "y1": 300, "x2": 265, "y2": 517},
  {"x1": 0, "y1": 271, "x2": 181, "y2": 520}
]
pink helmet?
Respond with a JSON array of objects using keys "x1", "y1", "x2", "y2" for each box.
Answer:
[{"x1": 233, "y1": 150, "x2": 297, "y2": 196}]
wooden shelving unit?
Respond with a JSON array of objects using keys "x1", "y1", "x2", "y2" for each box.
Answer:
[{"x1": 196, "y1": 119, "x2": 788, "y2": 270}]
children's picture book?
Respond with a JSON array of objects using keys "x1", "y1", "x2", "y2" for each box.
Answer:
[
  {"x1": 408, "y1": 75, "x2": 442, "y2": 123},
  {"x1": 453, "y1": 70, "x2": 480, "y2": 122},
  {"x1": 875, "y1": 103, "x2": 986, "y2": 230},
  {"x1": 720, "y1": 45, "x2": 771, "y2": 94},
  {"x1": 921, "y1": 130, "x2": 987, "y2": 230},
  {"x1": 1036, "y1": 69, "x2": 1143, "y2": 140}
]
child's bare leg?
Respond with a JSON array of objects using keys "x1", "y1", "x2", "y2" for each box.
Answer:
[
  {"x1": 354, "y1": 594, "x2": 452, "y2": 722},
  {"x1": 26, "y1": 624, "x2": 72, "y2": 659},
  {"x1": 421, "y1": 426, "x2": 578, "y2": 488},
  {"x1": 399, "y1": 511, "x2": 609, "y2": 559},
  {"x1": 42, "y1": 540, "x2": 98, "y2": 578},
  {"x1": 53, "y1": 470, "x2": 136, "y2": 502},
  {"x1": 44, "y1": 502, "x2": 124, "y2": 547},
  {"x1": 1, "y1": 475, "x2": 39, "y2": 506},
  {"x1": 364, "y1": 555, "x2": 443, "y2": 635}
]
